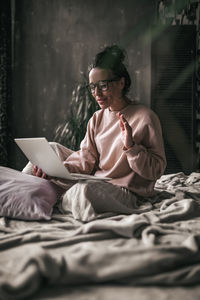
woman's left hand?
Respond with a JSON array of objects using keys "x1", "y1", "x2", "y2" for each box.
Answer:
[
  {"x1": 116, "y1": 112, "x2": 134, "y2": 150},
  {"x1": 32, "y1": 165, "x2": 51, "y2": 179}
]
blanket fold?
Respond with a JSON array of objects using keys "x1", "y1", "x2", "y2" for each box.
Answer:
[{"x1": 0, "y1": 172, "x2": 200, "y2": 299}]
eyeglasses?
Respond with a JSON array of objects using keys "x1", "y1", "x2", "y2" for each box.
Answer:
[{"x1": 87, "y1": 79, "x2": 119, "y2": 93}]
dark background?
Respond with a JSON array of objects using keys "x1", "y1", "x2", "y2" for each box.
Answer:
[
  {"x1": 11, "y1": 0, "x2": 155, "y2": 170},
  {"x1": 1, "y1": 0, "x2": 199, "y2": 173}
]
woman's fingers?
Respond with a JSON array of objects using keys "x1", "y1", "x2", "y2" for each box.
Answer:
[
  {"x1": 32, "y1": 165, "x2": 49, "y2": 179},
  {"x1": 118, "y1": 113, "x2": 132, "y2": 133},
  {"x1": 36, "y1": 168, "x2": 43, "y2": 177},
  {"x1": 32, "y1": 165, "x2": 38, "y2": 175},
  {"x1": 117, "y1": 112, "x2": 126, "y2": 130},
  {"x1": 119, "y1": 113, "x2": 129, "y2": 127},
  {"x1": 116, "y1": 113, "x2": 134, "y2": 149},
  {"x1": 124, "y1": 119, "x2": 132, "y2": 133},
  {"x1": 41, "y1": 172, "x2": 47, "y2": 179}
]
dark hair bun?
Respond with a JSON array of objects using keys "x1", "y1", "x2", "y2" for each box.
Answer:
[
  {"x1": 94, "y1": 45, "x2": 125, "y2": 69},
  {"x1": 91, "y1": 44, "x2": 131, "y2": 96}
]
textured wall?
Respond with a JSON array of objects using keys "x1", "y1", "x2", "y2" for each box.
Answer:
[
  {"x1": 10, "y1": 0, "x2": 155, "y2": 170},
  {"x1": 0, "y1": 0, "x2": 11, "y2": 166}
]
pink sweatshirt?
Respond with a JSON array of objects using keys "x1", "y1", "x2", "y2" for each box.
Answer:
[{"x1": 64, "y1": 104, "x2": 166, "y2": 196}]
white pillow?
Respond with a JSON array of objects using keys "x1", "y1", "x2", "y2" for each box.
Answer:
[{"x1": 0, "y1": 167, "x2": 58, "y2": 220}]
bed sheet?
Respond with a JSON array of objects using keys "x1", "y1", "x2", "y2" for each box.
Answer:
[{"x1": 0, "y1": 172, "x2": 200, "y2": 300}]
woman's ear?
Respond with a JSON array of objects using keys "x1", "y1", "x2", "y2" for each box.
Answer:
[{"x1": 119, "y1": 77, "x2": 125, "y2": 90}]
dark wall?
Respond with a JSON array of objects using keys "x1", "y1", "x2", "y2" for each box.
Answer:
[
  {"x1": 10, "y1": 0, "x2": 155, "y2": 170},
  {"x1": 0, "y1": 0, "x2": 11, "y2": 166}
]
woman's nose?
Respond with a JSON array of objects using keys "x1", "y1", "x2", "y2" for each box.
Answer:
[{"x1": 94, "y1": 86, "x2": 102, "y2": 96}]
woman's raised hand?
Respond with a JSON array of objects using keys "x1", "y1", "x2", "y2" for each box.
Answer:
[{"x1": 116, "y1": 112, "x2": 134, "y2": 150}]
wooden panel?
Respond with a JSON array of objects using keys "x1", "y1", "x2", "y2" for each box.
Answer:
[{"x1": 151, "y1": 25, "x2": 197, "y2": 174}]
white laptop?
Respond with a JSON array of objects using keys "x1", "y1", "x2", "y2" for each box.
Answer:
[{"x1": 14, "y1": 137, "x2": 111, "y2": 181}]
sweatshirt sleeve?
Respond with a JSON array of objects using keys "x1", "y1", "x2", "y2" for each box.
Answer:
[
  {"x1": 125, "y1": 114, "x2": 167, "y2": 181},
  {"x1": 64, "y1": 116, "x2": 99, "y2": 174}
]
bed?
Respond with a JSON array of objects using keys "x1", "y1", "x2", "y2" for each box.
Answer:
[{"x1": 0, "y1": 169, "x2": 200, "y2": 300}]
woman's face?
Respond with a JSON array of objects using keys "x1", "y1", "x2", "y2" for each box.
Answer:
[{"x1": 89, "y1": 68, "x2": 125, "y2": 111}]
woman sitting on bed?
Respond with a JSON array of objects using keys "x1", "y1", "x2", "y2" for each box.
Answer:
[{"x1": 24, "y1": 45, "x2": 167, "y2": 219}]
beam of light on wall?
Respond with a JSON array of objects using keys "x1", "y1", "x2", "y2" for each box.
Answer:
[{"x1": 156, "y1": 59, "x2": 197, "y2": 173}]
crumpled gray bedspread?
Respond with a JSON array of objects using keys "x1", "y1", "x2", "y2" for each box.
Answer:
[{"x1": 0, "y1": 172, "x2": 200, "y2": 300}]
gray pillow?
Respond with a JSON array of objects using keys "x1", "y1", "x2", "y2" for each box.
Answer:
[{"x1": 0, "y1": 166, "x2": 58, "y2": 220}]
